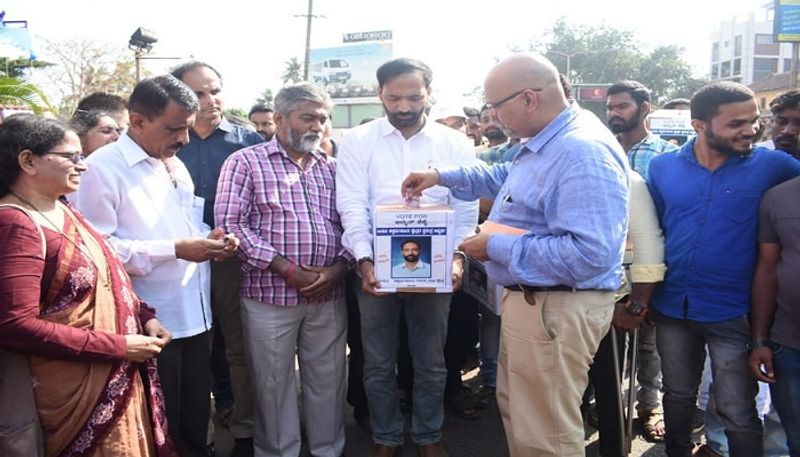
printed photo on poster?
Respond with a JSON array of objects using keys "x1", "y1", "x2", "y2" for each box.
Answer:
[{"x1": 391, "y1": 237, "x2": 432, "y2": 279}]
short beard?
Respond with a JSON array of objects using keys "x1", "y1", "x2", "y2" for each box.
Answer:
[
  {"x1": 286, "y1": 125, "x2": 321, "y2": 153},
  {"x1": 608, "y1": 106, "x2": 643, "y2": 134},
  {"x1": 386, "y1": 106, "x2": 425, "y2": 130},
  {"x1": 706, "y1": 126, "x2": 753, "y2": 157},
  {"x1": 484, "y1": 128, "x2": 507, "y2": 141}
]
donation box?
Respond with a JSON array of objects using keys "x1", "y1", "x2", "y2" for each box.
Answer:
[{"x1": 373, "y1": 204, "x2": 455, "y2": 293}]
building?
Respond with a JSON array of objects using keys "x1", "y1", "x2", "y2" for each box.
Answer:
[
  {"x1": 749, "y1": 72, "x2": 793, "y2": 111},
  {"x1": 710, "y1": 2, "x2": 794, "y2": 85}
]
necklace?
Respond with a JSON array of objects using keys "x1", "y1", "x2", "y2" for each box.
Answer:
[
  {"x1": 161, "y1": 159, "x2": 178, "y2": 188},
  {"x1": 9, "y1": 191, "x2": 102, "y2": 271}
]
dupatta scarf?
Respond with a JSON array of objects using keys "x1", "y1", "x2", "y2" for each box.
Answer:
[{"x1": 29, "y1": 204, "x2": 175, "y2": 457}]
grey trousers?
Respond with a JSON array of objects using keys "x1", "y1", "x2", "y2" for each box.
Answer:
[{"x1": 241, "y1": 296, "x2": 347, "y2": 457}]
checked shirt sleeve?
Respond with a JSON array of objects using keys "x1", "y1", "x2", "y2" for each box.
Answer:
[{"x1": 215, "y1": 152, "x2": 279, "y2": 270}]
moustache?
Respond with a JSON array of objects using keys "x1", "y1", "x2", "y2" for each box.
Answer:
[{"x1": 608, "y1": 117, "x2": 625, "y2": 124}]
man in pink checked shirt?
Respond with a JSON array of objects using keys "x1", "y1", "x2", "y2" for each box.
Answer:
[{"x1": 214, "y1": 82, "x2": 351, "y2": 457}]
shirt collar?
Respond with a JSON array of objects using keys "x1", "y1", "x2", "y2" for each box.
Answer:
[
  {"x1": 378, "y1": 115, "x2": 432, "y2": 140},
  {"x1": 522, "y1": 102, "x2": 581, "y2": 155},
  {"x1": 118, "y1": 133, "x2": 152, "y2": 168},
  {"x1": 190, "y1": 117, "x2": 233, "y2": 139}
]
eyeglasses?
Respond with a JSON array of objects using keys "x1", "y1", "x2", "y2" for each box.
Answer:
[
  {"x1": 484, "y1": 88, "x2": 542, "y2": 111},
  {"x1": 46, "y1": 151, "x2": 85, "y2": 164}
]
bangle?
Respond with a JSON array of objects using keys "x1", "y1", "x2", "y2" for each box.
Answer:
[
  {"x1": 282, "y1": 263, "x2": 298, "y2": 280},
  {"x1": 453, "y1": 250, "x2": 467, "y2": 262}
]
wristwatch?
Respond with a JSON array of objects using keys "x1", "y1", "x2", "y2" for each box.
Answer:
[
  {"x1": 746, "y1": 339, "x2": 770, "y2": 352},
  {"x1": 626, "y1": 300, "x2": 646, "y2": 317}
]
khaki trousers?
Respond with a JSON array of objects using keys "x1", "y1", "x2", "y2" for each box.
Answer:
[{"x1": 497, "y1": 289, "x2": 614, "y2": 457}]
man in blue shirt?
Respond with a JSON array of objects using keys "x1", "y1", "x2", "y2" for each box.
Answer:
[
  {"x1": 173, "y1": 61, "x2": 262, "y2": 457},
  {"x1": 647, "y1": 82, "x2": 800, "y2": 457},
  {"x1": 402, "y1": 53, "x2": 629, "y2": 457}
]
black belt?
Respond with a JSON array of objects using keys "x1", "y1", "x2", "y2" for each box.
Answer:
[{"x1": 505, "y1": 284, "x2": 587, "y2": 293}]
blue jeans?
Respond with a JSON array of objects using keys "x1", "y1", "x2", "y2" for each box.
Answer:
[
  {"x1": 654, "y1": 310, "x2": 762, "y2": 457},
  {"x1": 704, "y1": 378, "x2": 789, "y2": 457},
  {"x1": 358, "y1": 291, "x2": 451, "y2": 446},
  {"x1": 479, "y1": 305, "x2": 500, "y2": 387},
  {"x1": 771, "y1": 342, "x2": 800, "y2": 456}
]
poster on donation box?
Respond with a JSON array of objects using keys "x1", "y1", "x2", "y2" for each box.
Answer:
[
  {"x1": 463, "y1": 258, "x2": 504, "y2": 316},
  {"x1": 373, "y1": 204, "x2": 455, "y2": 293}
]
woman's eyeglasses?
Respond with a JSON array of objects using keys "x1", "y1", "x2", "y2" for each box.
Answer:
[{"x1": 46, "y1": 151, "x2": 85, "y2": 164}]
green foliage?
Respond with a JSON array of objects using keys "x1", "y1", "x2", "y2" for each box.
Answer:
[
  {"x1": 0, "y1": 76, "x2": 52, "y2": 114},
  {"x1": 224, "y1": 107, "x2": 247, "y2": 119},
  {"x1": 532, "y1": 17, "x2": 708, "y2": 105},
  {"x1": 282, "y1": 57, "x2": 303, "y2": 85},
  {"x1": 0, "y1": 58, "x2": 55, "y2": 79},
  {"x1": 256, "y1": 88, "x2": 274, "y2": 106}
]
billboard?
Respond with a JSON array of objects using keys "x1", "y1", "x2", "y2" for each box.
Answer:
[
  {"x1": 774, "y1": 0, "x2": 800, "y2": 42},
  {"x1": 309, "y1": 42, "x2": 392, "y2": 98},
  {"x1": 343, "y1": 30, "x2": 392, "y2": 43}
]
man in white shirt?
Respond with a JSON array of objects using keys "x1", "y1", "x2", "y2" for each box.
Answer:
[
  {"x1": 76, "y1": 75, "x2": 237, "y2": 457},
  {"x1": 337, "y1": 58, "x2": 479, "y2": 457}
]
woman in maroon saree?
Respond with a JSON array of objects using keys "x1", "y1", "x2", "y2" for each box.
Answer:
[{"x1": 0, "y1": 114, "x2": 176, "y2": 457}]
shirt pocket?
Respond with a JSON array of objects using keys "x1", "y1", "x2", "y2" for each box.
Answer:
[{"x1": 720, "y1": 187, "x2": 761, "y2": 223}]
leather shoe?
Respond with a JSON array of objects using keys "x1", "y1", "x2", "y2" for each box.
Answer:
[
  {"x1": 417, "y1": 441, "x2": 448, "y2": 457},
  {"x1": 370, "y1": 443, "x2": 401, "y2": 457}
]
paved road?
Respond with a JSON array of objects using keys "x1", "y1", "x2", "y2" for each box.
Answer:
[{"x1": 211, "y1": 371, "x2": 669, "y2": 456}]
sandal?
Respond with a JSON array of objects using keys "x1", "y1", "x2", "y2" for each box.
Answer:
[{"x1": 641, "y1": 410, "x2": 666, "y2": 443}]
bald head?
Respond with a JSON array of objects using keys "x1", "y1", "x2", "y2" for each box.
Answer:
[{"x1": 484, "y1": 53, "x2": 568, "y2": 138}]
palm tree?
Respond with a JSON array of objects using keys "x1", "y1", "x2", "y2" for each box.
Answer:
[
  {"x1": 282, "y1": 57, "x2": 304, "y2": 85},
  {"x1": 0, "y1": 77, "x2": 51, "y2": 114}
]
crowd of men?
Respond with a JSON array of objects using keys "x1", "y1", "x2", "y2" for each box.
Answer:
[{"x1": 17, "y1": 51, "x2": 800, "y2": 457}]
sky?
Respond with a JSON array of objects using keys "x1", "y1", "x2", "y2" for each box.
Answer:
[{"x1": 5, "y1": 0, "x2": 769, "y2": 110}]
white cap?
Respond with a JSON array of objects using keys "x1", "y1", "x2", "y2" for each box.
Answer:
[{"x1": 429, "y1": 102, "x2": 466, "y2": 122}]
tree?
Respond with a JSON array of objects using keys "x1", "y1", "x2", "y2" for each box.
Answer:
[
  {"x1": 256, "y1": 88, "x2": 274, "y2": 106},
  {"x1": 0, "y1": 76, "x2": 52, "y2": 113},
  {"x1": 530, "y1": 18, "x2": 707, "y2": 105},
  {"x1": 35, "y1": 38, "x2": 138, "y2": 117},
  {"x1": 282, "y1": 57, "x2": 303, "y2": 85},
  {"x1": 224, "y1": 108, "x2": 247, "y2": 119},
  {"x1": 0, "y1": 58, "x2": 54, "y2": 79}
]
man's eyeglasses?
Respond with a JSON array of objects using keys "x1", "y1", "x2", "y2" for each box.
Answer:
[
  {"x1": 46, "y1": 151, "x2": 85, "y2": 164},
  {"x1": 484, "y1": 88, "x2": 542, "y2": 111}
]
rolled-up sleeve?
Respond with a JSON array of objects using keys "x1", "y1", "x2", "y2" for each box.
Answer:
[{"x1": 628, "y1": 173, "x2": 666, "y2": 283}]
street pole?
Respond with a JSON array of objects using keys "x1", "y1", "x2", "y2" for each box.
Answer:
[
  {"x1": 135, "y1": 50, "x2": 142, "y2": 82},
  {"x1": 792, "y1": 41, "x2": 799, "y2": 89},
  {"x1": 565, "y1": 56, "x2": 571, "y2": 79},
  {"x1": 303, "y1": 0, "x2": 313, "y2": 81}
]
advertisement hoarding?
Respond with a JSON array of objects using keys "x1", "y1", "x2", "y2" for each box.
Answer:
[
  {"x1": 309, "y1": 42, "x2": 393, "y2": 98},
  {"x1": 774, "y1": 0, "x2": 800, "y2": 42}
]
